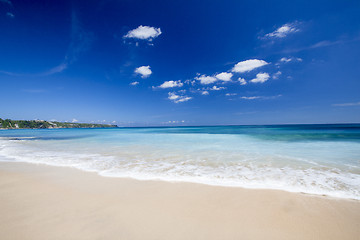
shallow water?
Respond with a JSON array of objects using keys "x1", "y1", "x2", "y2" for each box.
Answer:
[{"x1": 1, "y1": 124, "x2": 360, "y2": 199}]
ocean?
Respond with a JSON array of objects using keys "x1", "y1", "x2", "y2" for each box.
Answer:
[{"x1": 1, "y1": 124, "x2": 359, "y2": 200}]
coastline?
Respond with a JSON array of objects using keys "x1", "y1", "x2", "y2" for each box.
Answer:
[{"x1": 1, "y1": 162, "x2": 359, "y2": 240}]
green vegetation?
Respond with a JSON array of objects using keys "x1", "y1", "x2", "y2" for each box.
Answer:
[{"x1": 0, "y1": 118, "x2": 117, "y2": 129}]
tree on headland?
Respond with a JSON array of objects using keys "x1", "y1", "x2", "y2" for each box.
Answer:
[{"x1": 0, "y1": 118, "x2": 117, "y2": 129}]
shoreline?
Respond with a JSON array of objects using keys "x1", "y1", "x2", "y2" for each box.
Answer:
[
  {"x1": 1, "y1": 125, "x2": 359, "y2": 202},
  {"x1": 1, "y1": 158, "x2": 358, "y2": 201},
  {"x1": 1, "y1": 161, "x2": 359, "y2": 240}
]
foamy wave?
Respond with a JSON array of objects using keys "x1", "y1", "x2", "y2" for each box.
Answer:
[{"x1": 0, "y1": 139, "x2": 359, "y2": 200}]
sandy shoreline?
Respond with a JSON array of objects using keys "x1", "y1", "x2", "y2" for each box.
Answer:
[{"x1": 0, "y1": 162, "x2": 359, "y2": 240}]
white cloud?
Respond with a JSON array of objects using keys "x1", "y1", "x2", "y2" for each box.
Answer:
[
  {"x1": 272, "y1": 71, "x2": 282, "y2": 79},
  {"x1": 241, "y1": 94, "x2": 282, "y2": 100},
  {"x1": 250, "y1": 72, "x2": 270, "y2": 83},
  {"x1": 124, "y1": 25, "x2": 162, "y2": 41},
  {"x1": 280, "y1": 57, "x2": 302, "y2": 63},
  {"x1": 232, "y1": 59, "x2": 269, "y2": 73},
  {"x1": 226, "y1": 93, "x2": 237, "y2": 96},
  {"x1": 241, "y1": 96, "x2": 261, "y2": 100},
  {"x1": 163, "y1": 120, "x2": 186, "y2": 124},
  {"x1": 195, "y1": 74, "x2": 217, "y2": 84},
  {"x1": 265, "y1": 22, "x2": 300, "y2": 38},
  {"x1": 168, "y1": 92, "x2": 179, "y2": 100},
  {"x1": 333, "y1": 101, "x2": 360, "y2": 107},
  {"x1": 135, "y1": 65, "x2": 152, "y2": 78},
  {"x1": 201, "y1": 91, "x2": 209, "y2": 95},
  {"x1": 168, "y1": 92, "x2": 192, "y2": 103},
  {"x1": 211, "y1": 86, "x2": 226, "y2": 91},
  {"x1": 158, "y1": 80, "x2": 183, "y2": 89},
  {"x1": 72, "y1": 118, "x2": 79, "y2": 123},
  {"x1": 215, "y1": 72, "x2": 233, "y2": 81},
  {"x1": 130, "y1": 81, "x2": 139, "y2": 86},
  {"x1": 238, "y1": 77, "x2": 247, "y2": 85},
  {"x1": 184, "y1": 79, "x2": 196, "y2": 85},
  {"x1": 280, "y1": 57, "x2": 292, "y2": 63},
  {"x1": 177, "y1": 96, "x2": 192, "y2": 103}
]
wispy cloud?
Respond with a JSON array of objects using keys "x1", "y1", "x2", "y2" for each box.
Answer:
[
  {"x1": 168, "y1": 92, "x2": 192, "y2": 103},
  {"x1": 42, "y1": 63, "x2": 68, "y2": 76},
  {"x1": 0, "y1": 0, "x2": 12, "y2": 6},
  {"x1": 0, "y1": 70, "x2": 24, "y2": 77},
  {"x1": 279, "y1": 57, "x2": 302, "y2": 63},
  {"x1": 6, "y1": 12, "x2": 14, "y2": 18},
  {"x1": 333, "y1": 101, "x2": 360, "y2": 107},
  {"x1": 272, "y1": 71, "x2": 282, "y2": 79},
  {"x1": 130, "y1": 81, "x2": 139, "y2": 86},
  {"x1": 309, "y1": 37, "x2": 360, "y2": 49},
  {"x1": 52, "y1": 11, "x2": 94, "y2": 73},
  {"x1": 240, "y1": 94, "x2": 282, "y2": 100},
  {"x1": 281, "y1": 37, "x2": 360, "y2": 53},
  {"x1": 264, "y1": 22, "x2": 300, "y2": 38},
  {"x1": 42, "y1": 11, "x2": 94, "y2": 76},
  {"x1": 0, "y1": 11, "x2": 94, "y2": 76},
  {"x1": 21, "y1": 89, "x2": 47, "y2": 93},
  {"x1": 311, "y1": 40, "x2": 346, "y2": 48},
  {"x1": 240, "y1": 96, "x2": 261, "y2": 100}
]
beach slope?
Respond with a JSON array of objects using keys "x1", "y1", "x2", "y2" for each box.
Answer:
[{"x1": 0, "y1": 162, "x2": 359, "y2": 240}]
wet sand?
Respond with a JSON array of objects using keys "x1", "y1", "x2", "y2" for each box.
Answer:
[{"x1": 0, "y1": 162, "x2": 359, "y2": 240}]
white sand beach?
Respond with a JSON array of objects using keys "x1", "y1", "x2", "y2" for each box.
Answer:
[{"x1": 1, "y1": 162, "x2": 359, "y2": 240}]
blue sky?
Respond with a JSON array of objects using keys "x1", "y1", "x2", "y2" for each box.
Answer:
[{"x1": 1, "y1": 0, "x2": 360, "y2": 126}]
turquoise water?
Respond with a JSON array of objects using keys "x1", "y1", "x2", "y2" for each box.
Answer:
[{"x1": 1, "y1": 124, "x2": 360, "y2": 199}]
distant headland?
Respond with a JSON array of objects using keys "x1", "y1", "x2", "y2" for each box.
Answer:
[{"x1": 0, "y1": 118, "x2": 117, "y2": 129}]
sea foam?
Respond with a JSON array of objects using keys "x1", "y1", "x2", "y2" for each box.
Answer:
[{"x1": 0, "y1": 125, "x2": 360, "y2": 200}]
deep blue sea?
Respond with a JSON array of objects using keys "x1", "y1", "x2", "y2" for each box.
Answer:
[{"x1": 1, "y1": 124, "x2": 360, "y2": 199}]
